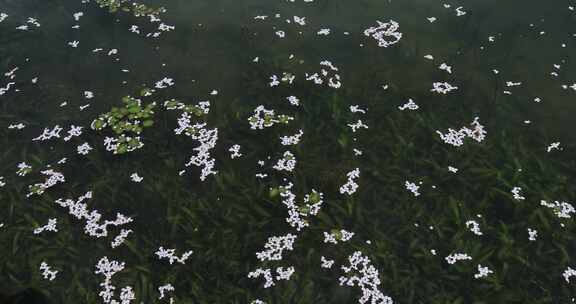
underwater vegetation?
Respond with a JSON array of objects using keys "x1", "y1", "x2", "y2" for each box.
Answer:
[
  {"x1": 0, "y1": 0, "x2": 575, "y2": 303},
  {"x1": 0, "y1": 288, "x2": 51, "y2": 304}
]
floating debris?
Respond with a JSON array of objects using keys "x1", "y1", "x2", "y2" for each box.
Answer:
[{"x1": 363, "y1": 20, "x2": 402, "y2": 48}]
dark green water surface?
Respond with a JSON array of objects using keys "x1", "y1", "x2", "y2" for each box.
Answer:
[{"x1": 0, "y1": 0, "x2": 575, "y2": 303}]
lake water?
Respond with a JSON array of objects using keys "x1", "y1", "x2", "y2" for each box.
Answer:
[{"x1": 0, "y1": 0, "x2": 575, "y2": 303}]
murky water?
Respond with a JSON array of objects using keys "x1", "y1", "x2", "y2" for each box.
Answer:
[{"x1": 0, "y1": 0, "x2": 575, "y2": 303}]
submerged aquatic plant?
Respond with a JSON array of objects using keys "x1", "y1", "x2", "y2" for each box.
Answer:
[{"x1": 1, "y1": 0, "x2": 575, "y2": 303}]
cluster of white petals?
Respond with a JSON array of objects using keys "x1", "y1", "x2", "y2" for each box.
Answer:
[
  {"x1": 229, "y1": 144, "x2": 242, "y2": 158},
  {"x1": 405, "y1": 180, "x2": 421, "y2": 197},
  {"x1": 540, "y1": 200, "x2": 575, "y2": 219},
  {"x1": 340, "y1": 168, "x2": 360, "y2": 195},
  {"x1": 431, "y1": 81, "x2": 459, "y2": 94},
  {"x1": 40, "y1": 262, "x2": 59, "y2": 281},
  {"x1": 338, "y1": 251, "x2": 394, "y2": 304},
  {"x1": 54, "y1": 191, "x2": 133, "y2": 239},
  {"x1": 278, "y1": 182, "x2": 308, "y2": 230},
  {"x1": 321, "y1": 256, "x2": 335, "y2": 268},
  {"x1": 527, "y1": 228, "x2": 538, "y2": 241},
  {"x1": 305, "y1": 60, "x2": 342, "y2": 88},
  {"x1": 16, "y1": 162, "x2": 32, "y2": 176},
  {"x1": 77, "y1": 142, "x2": 93, "y2": 155},
  {"x1": 27, "y1": 169, "x2": 65, "y2": 197},
  {"x1": 465, "y1": 220, "x2": 483, "y2": 236},
  {"x1": 94, "y1": 256, "x2": 135, "y2": 304},
  {"x1": 63, "y1": 125, "x2": 84, "y2": 141},
  {"x1": 158, "y1": 283, "x2": 175, "y2": 300},
  {"x1": 32, "y1": 125, "x2": 63, "y2": 141},
  {"x1": 445, "y1": 252, "x2": 472, "y2": 264},
  {"x1": 155, "y1": 247, "x2": 194, "y2": 265},
  {"x1": 155, "y1": 77, "x2": 175, "y2": 89},
  {"x1": 33, "y1": 218, "x2": 58, "y2": 234},
  {"x1": 511, "y1": 187, "x2": 525, "y2": 200},
  {"x1": 473, "y1": 264, "x2": 493, "y2": 279},
  {"x1": 348, "y1": 120, "x2": 369, "y2": 132},
  {"x1": 436, "y1": 117, "x2": 487, "y2": 146},
  {"x1": 546, "y1": 142, "x2": 562, "y2": 152},
  {"x1": 248, "y1": 266, "x2": 295, "y2": 288},
  {"x1": 323, "y1": 229, "x2": 355, "y2": 244},
  {"x1": 272, "y1": 151, "x2": 297, "y2": 172},
  {"x1": 279, "y1": 129, "x2": 303, "y2": 146},
  {"x1": 255, "y1": 233, "x2": 297, "y2": 262},
  {"x1": 563, "y1": 267, "x2": 576, "y2": 283},
  {"x1": 398, "y1": 99, "x2": 419, "y2": 111},
  {"x1": 364, "y1": 20, "x2": 402, "y2": 48},
  {"x1": 183, "y1": 123, "x2": 218, "y2": 181},
  {"x1": 111, "y1": 229, "x2": 133, "y2": 248}
]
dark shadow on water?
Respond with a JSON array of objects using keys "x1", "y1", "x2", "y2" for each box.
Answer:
[{"x1": 0, "y1": 288, "x2": 50, "y2": 304}]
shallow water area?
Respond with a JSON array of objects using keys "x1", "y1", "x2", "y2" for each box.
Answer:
[{"x1": 0, "y1": 0, "x2": 575, "y2": 303}]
